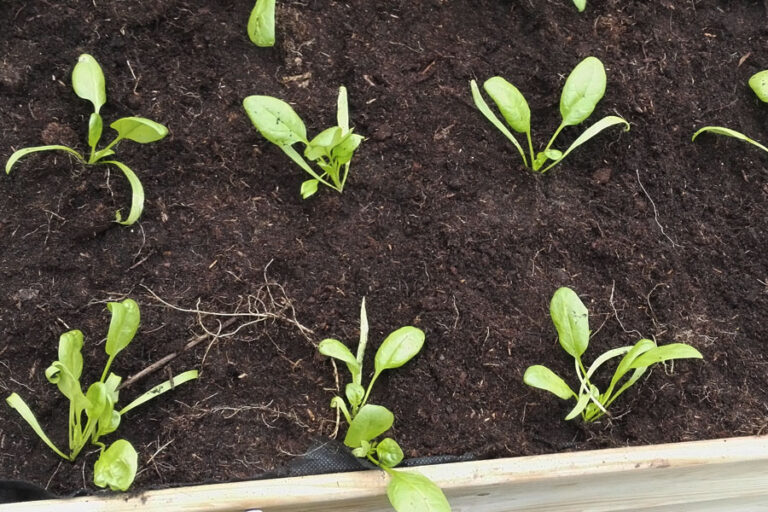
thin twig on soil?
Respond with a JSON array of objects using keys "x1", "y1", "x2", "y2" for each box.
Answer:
[{"x1": 635, "y1": 169, "x2": 681, "y2": 248}]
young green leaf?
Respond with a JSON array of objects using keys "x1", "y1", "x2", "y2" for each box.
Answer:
[
  {"x1": 101, "y1": 161, "x2": 145, "y2": 226},
  {"x1": 119, "y1": 370, "x2": 199, "y2": 416},
  {"x1": 377, "y1": 437, "x2": 404, "y2": 468},
  {"x1": 540, "y1": 115, "x2": 630, "y2": 173},
  {"x1": 72, "y1": 54, "x2": 106, "y2": 114},
  {"x1": 374, "y1": 327, "x2": 425, "y2": 374},
  {"x1": 247, "y1": 0, "x2": 276, "y2": 47},
  {"x1": 318, "y1": 338, "x2": 361, "y2": 379},
  {"x1": 300, "y1": 179, "x2": 319, "y2": 198},
  {"x1": 549, "y1": 287, "x2": 589, "y2": 359},
  {"x1": 345, "y1": 383, "x2": 365, "y2": 408},
  {"x1": 110, "y1": 117, "x2": 169, "y2": 144},
  {"x1": 572, "y1": 0, "x2": 586, "y2": 12},
  {"x1": 523, "y1": 365, "x2": 575, "y2": 400},
  {"x1": 483, "y1": 77, "x2": 531, "y2": 135},
  {"x1": 560, "y1": 56, "x2": 607, "y2": 127},
  {"x1": 88, "y1": 113, "x2": 104, "y2": 151},
  {"x1": 93, "y1": 440, "x2": 138, "y2": 491},
  {"x1": 749, "y1": 70, "x2": 768, "y2": 103},
  {"x1": 344, "y1": 404, "x2": 394, "y2": 447},
  {"x1": 243, "y1": 95, "x2": 308, "y2": 146},
  {"x1": 628, "y1": 343, "x2": 703, "y2": 369},
  {"x1": 385, "y1": 469, "x2": 451, "y2": 512},
  {"x1": 337, "y1": 86, "x2": 350, "y2": 133},
  {"x1": 692, "y1": 126, "x2": 768, "y2": 154},
  {"x1": 5, "y1": 393, "x2": 69, "y2": 460},
  {"x1": 470, "y1": 79, "x2": 529, "y2": 167},
  {"x1": 105, "y1": 299, "x2": 141, "y2": 361},
  {"x1": 6, "y1": 145, "x2": 85, "y2": 174},
  {"x1": 58, "y1": 330, "x2": 85, "y2": 381},
  {"x1": 305, "y1": 127, "x2": 343, "y2": 160}
]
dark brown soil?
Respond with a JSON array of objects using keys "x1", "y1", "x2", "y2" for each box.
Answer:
[{"x1": 2, "y1": 0, "x2": 768, "y2": 496}]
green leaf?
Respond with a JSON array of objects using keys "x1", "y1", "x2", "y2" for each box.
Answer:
[
  {"x1": 549, "y1": 287, "x2": 589, "y2": 359},
  {"x1": 305, "y1": 127, "x2": 342, "y2": 160},
  {"x1": 110, "y1": 117, "x2": 168, "y2": 144},
  {"x1": 470, "y1": 79, "x2": 529, "y2": 167},
  {"x1": 483, "y1": 77, "x2": 531, "y2": 134},
  {"x1": 345, "y1": 383, "x2": 365, "y2": 408},
  {"x1": 101, "y1": 160, "x2": 145, "y2": 225},
  {"x1": 352, "y1": 440, "x2": 372, "y2": 458},
  {"x1": 88, "y1": 113, "x2": 103, "y2": 151},
  {"x1": 93, "y1": 439, "x2": 138, "y2": 491},
  {"x1": 628, "y1": 343, "x2": 703, "y2": 369},
  {"x1": 6, "y1": 145, "x2": 85, "y2": 174},
  {"x1": 692, "y1": 126, "x2": 768, "y2": 154},
  {"x1": 337, "y1": 86, "x2": 350, "y2": 133},
  {"x1": 749, "y1": 70, "x2": 768, "y2": 103},
  {"x1": 541, "y1": 115, "x2": 629, "y2": 173},
  {"x1": 105, "y1": 299, "x2": 141, "y2": 360},
  {"x1": 119, "y1": 370, "x2": 198, "y2": 416},
  {"x1": 72, "y1": 54, "x2": 106, "y2": 114},
  {"x1": 344, "y1": 404, "x2": 394, "y2": 447},
  {"x1": 377, "y1": 437, "x2": 404, "y2": 468},
  {"x1": 606, "y1": 339, "x2": 656, "y2": 391},
  {"x1": 565, "y1": 385, "x2": 595, "y2": 421},
  {"x1": 243, "y1": 95, "x2": 308, "y2": 146},
  {"x1": 332, "y1": 132, "x2": 364, "y2": 165},
  {"x1": 5, "y1": 393, "x2": 69, "y2": 460},
  {"x1": 58, "y1": 330, "x2": 84, "y2": 381},
  {"x1": 300, "y1": 179, "x2": 319, "y2": 198},
  {"x1": 523, "y1": 365, "x2": 575, "y2": 400},
  {"x1": 573, "y1": 0, "x2": 586, "y2": 12},
  {"x1": 544, "y1": 149, "x2": 562, "y2": 160},
  {"x1": 330, "y1": 396, "x2": 352, "y2": 424},
  {"x1": 247, "y1": 0, "x2": 276, "y2": 47},
  {"x1": 374, "y1": 327, "x2": 425, "y2": 374},
  {"x1": 386, "y1": 469, "x2": 451, "y2": 512},
  {"x1": 319, "y1": 338, "x2": 361, "y2": 383},
  {"x1": 560, "y1": 56, "x2": 606, "y2": 126}
]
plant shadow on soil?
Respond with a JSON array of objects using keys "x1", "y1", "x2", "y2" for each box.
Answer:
[{"x1": 1, "y1": 0, "x2": 768, "y2": 495}]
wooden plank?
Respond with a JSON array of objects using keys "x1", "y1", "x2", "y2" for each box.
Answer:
[{"x1": 3, "y1": 436, "x2": 768, "y2": 511}]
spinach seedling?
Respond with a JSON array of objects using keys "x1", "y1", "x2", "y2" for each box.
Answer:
[
  {"x1": 243, "y1": 86, "x2": 364, "y2": 198},
  {"x1": 6, "y1": 299, "x2": 198, "y2": 491},
  {"x1": 5, "y1": 54, "x2": 168, "y2": 225},
  {"x1": 523, "y1": 287, "x2": 703, "y2": 422},
  {"x1": 318, "y1": 299, "x2": 451, "y2": 512},
  {"x1": 572, "y1": 0, "x2": 586, "y2": 11},
  {"x1": 693, "y1": 70, "x2": 768, "y2": 155},
  {"x1": 248, "y1": 0, "x2": 275, "y2": 47},
  {"x1": 471, "y1": 56, "x2": 629, "y2": 173}
]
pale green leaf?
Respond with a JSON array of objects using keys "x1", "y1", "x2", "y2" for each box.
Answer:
[
  {"x1": 72, "y1": 54, "x2": 106, "y2": 114},
  {"x1": 606, "y1": 339, "x2": 656, "y2": 392},
  {"x1": 692, "y1": 126, "x2": 768, "y2": 154},
  {"x1": 344, "y1": 404, "x2": 393, "y2": 447},
  {"x1": 573, "y1": 0, "x2": 586, "y2": 12},
  {"x1": 101, "y1": 160, "x2": 144, "y2": 225},
  {"x1": 549, "y1": 287, "x2": 589, "y2": 359},
  {"x1": 119, "y1": 370, "x2": 198, "y2": 416},
  {"x1": 93, "y1": 439, "x2": 138, "y2": 491},
  {"x1": 58, "y1": 330, "x2": 84, "y2": 381},
  {"x1": 749, "y1": 70, "x2": 768, "y2": 103},
  {"x1": 560, "y1": 57, "x2": 606, "y2": 126},
  {"x1": 300, "y1": 179, "x2": 319, "y2": 198},
  {"x1": 565, "y1": 387, "x2": 593, "y2": 420},
  {"x1": 319, "y1": 338, "x2": 360, "y2": 379},
  {"x1": 337, "y1": 86, "x2": 350, "y2": 133},
  {"x1": 305, "y1": 127, "x2": 342, "y2": 160},
  {"x1": 88, "y1": 113, "x2": 103, "y2": 150},
  {"x1": 541, "y1": 116, "x2": 629, "y2": 173},
  {"x1": 331, "y1": 132, "x2": 363, "y2": 165},
  {"x1": 483, "y1": 76, "x2": 531, "y2": 134},
  {"x1": 247, "y1": 0, "x2": 276, "y2": 47},
  {"x1": 470, "y1": 79, "x2": 528, "y2": 167},
  {"x1": 105, "y1": 299, "x2": 140, "y2": 359},
  {"x1": 6, "y1": 145, "x2": 85, "y2": 174},
  {"x1": 110, "y1": 117, "x2": 168, "y2": 144},
  {"x1": 386, "y1": 469, "x2": 451, "y2": 512},
  {"x1": 628, "y1": 343, "x2": 703, "y2": 369},
  {"x1": 345, "y1": 383, "x2": 365, "y2": 408},
  {"x1": 5, "y1": 393, "x2": 69, "y2": 460},
  {"x1": 374, "y1": 326, "x2": 425, "y2": 373},
  {"x1": 523, "y1": 365, "x2": 574, "y2": 400},
  {"x1": 377, "y1": 437, "x2": 404, "y2": 468},
  {"x1": 243, "y1": 95, "x2": 307, "y2": 146}
]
